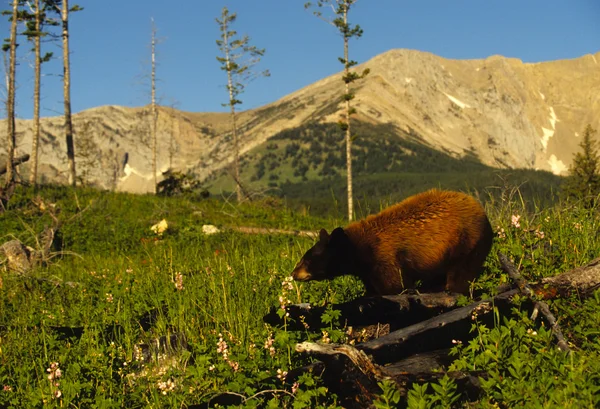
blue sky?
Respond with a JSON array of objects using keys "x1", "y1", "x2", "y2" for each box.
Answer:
[{"x1": 3, "y1": 0, "x2": 599, "y2": 119}]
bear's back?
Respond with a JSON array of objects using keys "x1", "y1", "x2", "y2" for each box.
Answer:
[{"x1": 345, "y1": 189, "x2": 492, "y2": 294}]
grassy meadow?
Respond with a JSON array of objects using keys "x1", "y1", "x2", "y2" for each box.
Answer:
[{"x1": 1, "y1": 184, "x2": 600, "y2": 408}]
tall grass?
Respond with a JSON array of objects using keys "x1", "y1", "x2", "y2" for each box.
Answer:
[{"x1": 0, "y1": 184, "x2": 599, "y2": 407}]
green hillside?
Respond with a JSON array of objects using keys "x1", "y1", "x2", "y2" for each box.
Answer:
[{"x1": 207, "y1": 121, "x2": 563, "y2": 215}]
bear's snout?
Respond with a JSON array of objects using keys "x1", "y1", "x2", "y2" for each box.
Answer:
[{"x1": 292, "y1": 265, "x2": 312, "y2": 281}]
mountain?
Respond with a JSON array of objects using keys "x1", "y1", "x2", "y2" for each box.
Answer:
[{"x1": 2, "y1": 49, "x2": 599, "y2": 193}]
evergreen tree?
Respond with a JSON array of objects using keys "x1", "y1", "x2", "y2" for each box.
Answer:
[
  {"x1": 216, "y1": 6, "x2": 269, "y2": 201},
  {"x1": 564, "y1": 124, "x2": 600, "y2": 207},
  {"x1": 305, "y1": 0, "x2": 369, "y2": 221}
]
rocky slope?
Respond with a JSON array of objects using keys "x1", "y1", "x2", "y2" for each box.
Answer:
[{"x1": 2, "y1": 49, "x2": 599, "y2": 192}]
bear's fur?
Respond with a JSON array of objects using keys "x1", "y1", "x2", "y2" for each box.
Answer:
[{"x1": 292, "y1": 189, "x2": 494, "y2": 295}]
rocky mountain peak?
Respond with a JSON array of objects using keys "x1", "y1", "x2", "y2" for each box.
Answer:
[{"x1": 3, "y1": 49, "x2": 599, "y2": 192}]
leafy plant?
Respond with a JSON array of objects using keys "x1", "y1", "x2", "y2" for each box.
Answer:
[{"x1": 373, "y1": 380, "x2": 401, "y2": 409}]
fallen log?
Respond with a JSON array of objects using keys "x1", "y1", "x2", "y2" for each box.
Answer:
[
  {"x1": 358, "y1": 288, "x2": 521, "y2": 363},
  {"x1": 383, "y1": 348, "x2": 457, "y2": 374},
  {"x1": 296, "y1": 341, "x2": 386, "y2": 408},
  {"x1": 291, "y1": 289, "x2": 521, "y2": 406},
  {"x1": 291, "y1": 287, "x2": 520, "y2": 404},
  {"x1": 229, "y1": 225, "x2": 318, "y2": 239},
  {"x1": 287, "y1": 288, "x2": 520, "y2": 365},
  {"x1": 264, "y1": 292, "x2": 463, "y2": 332},
  {"x1": 296, "y1": 342, "x2": 485, "y2": 408},
  {"x1": 498, "y1": 252, "x2": 572, "y2": 352},
  {"x1": 0, "y1": 153, "x2": 30, "y2": 176},
  {"x1": 290, "y1": 256, "x2": 600, "y2": 405},
  {"x1": 536, "y1": 257, "x2": 600, "y2": 297},
  {"x1": 357, "y1": 249, "x2": 600, "y2": 360}
]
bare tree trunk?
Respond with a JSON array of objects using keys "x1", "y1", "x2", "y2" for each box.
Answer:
[
  {"x1": 228, "y1": 87, "x2": 241, "y2": 202},
  {"x1": 62, "y1": 0, "x2": 76, "y2": 186},
  {"x1": 5, "y1": 0, "x2": 18, "y2": 186},
  {"x1": 222, "y1": 18, "x2": 242, "y2": 202},
  {"x1": 29, "y1": 0, "x2": 42, "y2": 187},
  {"x1": 343, "y1": 7, "x2": 353, "y2": 221},
  {"x1": 151, "y1": 18, "x2": 158, "y2": 194}
]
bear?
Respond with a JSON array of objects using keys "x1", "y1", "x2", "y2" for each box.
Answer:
[{"x1": 291, "y1": 189, "x2": 494, "y2": 295}]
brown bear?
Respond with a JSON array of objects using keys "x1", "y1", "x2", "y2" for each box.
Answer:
[{"x1": 292, "y1": 189, "x2": 494, "y2": 295}]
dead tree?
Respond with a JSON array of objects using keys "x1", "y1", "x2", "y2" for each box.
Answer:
[
  {"x1": 150, "y1": 18, "x2": 158, "y2": 194},
  {"x1": 4, "y1": 0, "x2": 19, "y2": 186},
  {"x1": 23, "y1": 0, "x2": 57, "y2": 187},
  {"x1": 54, "y1": 0, "x2": 82, "y2": 186}
]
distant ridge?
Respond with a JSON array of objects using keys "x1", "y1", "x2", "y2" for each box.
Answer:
[{"x1": 3, "y1": 48, "x2": 599, "y2": 192}]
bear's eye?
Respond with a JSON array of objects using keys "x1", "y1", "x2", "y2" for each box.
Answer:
[
  {"x1": 311, "y1": 248, "x2": 324, "y2": 257},
  {"x1": 298, "y1": 257, "x2": 311, "y2": 267}
]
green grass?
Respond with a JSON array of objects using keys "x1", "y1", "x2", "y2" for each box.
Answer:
[{"x1": 1, "y1": 184, "x2": 599, "y2": 408}]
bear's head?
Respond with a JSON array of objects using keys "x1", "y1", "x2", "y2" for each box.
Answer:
[{"x1": 292, "y1": 227, "x2": 351, "y2": 282}]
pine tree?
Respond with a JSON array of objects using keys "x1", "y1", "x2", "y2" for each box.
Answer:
[
  {"x1": 305, "y1": 0, "x2": 369, "y2": 221},
  {"x1": 564, "y1": 125, "x2": 600, "y2": 207},
  {"x1": 216, "y1": 6, "x2": 269, "y2": 202}
]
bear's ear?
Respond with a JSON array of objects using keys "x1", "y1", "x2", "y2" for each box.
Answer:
[
  {"x1": 329, "y1": 228, "x2": 351, "y2": 253},
  {"x1": 319, "y1": 228, "x2": 330, "y2": 243},
  {"x1": 330, "y1": 227, "x2": 346, "y2": 243}
]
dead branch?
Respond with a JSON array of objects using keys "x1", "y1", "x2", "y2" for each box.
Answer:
[
  {"x1": 296, "y1": 341, "x2": 389, "y2": 380},
  {"x1": 229, "y1": 226, "x2": 318, "y2": 239},
  {"x1": 538, "y1": 257, "x2": 600, "y2": 297},
  {"x1": 498, "y1": 252, "x2": 571, "y2": 352},
  {"x1": 0, "y1": 180, "x2": 16, "y2": 212},
  {"x1": 358, "y1": 289, "x2": 520, "y2": 364},
  {"x1": 0, "y1": 154, "x2": 29, "y2": 176},
  {"x1": 496, "y1": 254, "x2": 600, "y2": 300},
  {"x1": 295, "y1": 341, "x2": 384, "y2": 408},
  {"x1": 31, "y1": 196, "x2": 62, "y2": 263}
]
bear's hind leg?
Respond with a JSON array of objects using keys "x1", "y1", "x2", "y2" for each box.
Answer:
[{"x1": 445, "y1": 246, "x2": 490, "y2": 294}]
